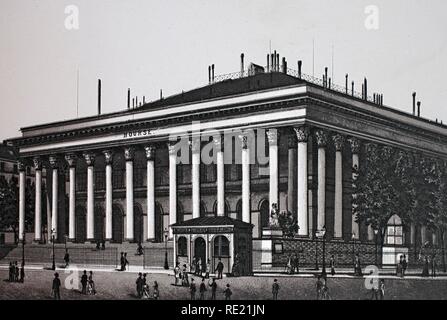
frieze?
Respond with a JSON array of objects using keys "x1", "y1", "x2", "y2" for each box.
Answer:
[{"x1": 173, "y1": 227, "x2": 234, "y2": 234}]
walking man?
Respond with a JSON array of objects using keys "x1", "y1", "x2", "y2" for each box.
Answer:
[
  {"x1": 272, "y1": 279, "x2": 279, "y2": 300},
  {"x1": 215, "y1": 258, "x2": 224, "y2": 279},
  {"x1": 136, "y1": 273, "x2": 144, "y2": 298},
  {"x1": 329, "y1": 255, "x2": 336, "y2": 276},
  {"x1": 199, "y1": 278, "x2": 207, "y2": 300},
  {"x1": 190, "y1": 278, "x2": 196, "y2": 300},
  {"x1": 209, "y1": 278, "x2": 217, "y2": 300},
  {"x1": 64, "y1": 250, "x2": 70, "y2": 268},
  {"x1": 81, "y1": 270, "x2": 88, "y2": 294},
  {"x1": 224, "y1": 284, "x2": 232, "y2": 300},
  {"x1": 52, "y1": 273, "x2": 61, "y2": 300},
  {"x1": 174, "y1": 263, "x2": 180, "y2": 286}
]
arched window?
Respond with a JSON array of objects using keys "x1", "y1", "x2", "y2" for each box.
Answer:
[
  {"x1": 177, "y1": 237, "x2": 187, "y2": 256},
  {"x1": 213, "y1": 236, "x2": 230, "y2": 257},
  {"x1": 386, "y1": 215, "x2": 403, "y2": 245}
]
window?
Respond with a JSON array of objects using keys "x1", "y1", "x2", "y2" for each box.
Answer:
[
  {"x1": 177, "y1": 237, "x2": 187, "y2": 256},
  {"x1": 386, "y1": 215, "x2": 404, "y2": 245},
  {"x1": 213, "y1": 236, "x2": 230, "y2": 257}
]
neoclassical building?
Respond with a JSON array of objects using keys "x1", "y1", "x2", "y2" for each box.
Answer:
[{"x1": 6, "y1": 53, "x2": 447, "y2": 267}]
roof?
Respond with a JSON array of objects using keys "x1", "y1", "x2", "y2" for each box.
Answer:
[
  {"x1": 0, "y1": 144, "x2": 18, "y2": 161},
  {"x1": 171, "y1": 216, "x2": 253, "y2": 228}
]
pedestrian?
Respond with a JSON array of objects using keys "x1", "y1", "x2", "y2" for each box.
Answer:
[
  {"x1": 316, "y1": 275, "x2": 323, "y2": 300},
  {"x1": 329, "y1": 255, "x2": 335, "y2": 276},
  {"x1": 190, "y1": 278, "x2": 196, "y2": 300},
  {"x1": 52, "y1": 273, "x2": 61, "y2": 300},
  {"x1": 422, "y1": 256, "x2": 430, "y2": 277},
  {"x1": 14, "y1": 261, "x2": 19, "y2": 282},
  {"x1": 293, "y1": 253, "x2": 300, "y2": 274},
  {"x1": 136, "y1": 273, "x2": 144, "y2": 298},
  {"x1": 223, "y1": 284, "x2": 232, "y2": 300},
  {"x1": 101, "y1": 240, "x2": 106, "y2": 250},
  {"x1": 286, "y1": 254, "x2": 293, "y2": 274},
  {"x1": 137, "y1": 242, "x2": 143, "y2": 256},
  {"x1": 96, "y1": 240, "x2": 100, "y2": 250},
  {"x1": 378, "y1": 279, "x2": 385, "y2": 300},
  {"x1": 19, "y1": 264, "x2": 25, "y2": 283},
  {"x1": 215, "y1": 258, "x2": 224, "y2": 279},
  {"x1": 272, "y1": 279, "x2": 279, "y2": 300},
  {"x1": 124, "y1": 252, "x2": 129, "y2": 271},
  {"x1": 199, "y1": 277, "x2": 207, "y2": 300},
  {"x1": 88, "y1": 271, "x2": 96, "y2": 295},
  {"x1": 205, "y1": 259, "x2": 211, "y2": 279},
  {"x1": 209, "y1": 278, "x2": 217, "y2": 300},
  {"x1": 142, "y1": 274, "x2": 150, "y2": 299},
  {"x1": 120, "y1": 252, "x2": 125, "y2": 271},
  {"x1": 191, "y1": 256, "x2": 196, "y2": 275},
  {"x1": 396, "y1": 256, "x2": 403, "y2": 277},
  {"x1": 64, "y1": 250, "x2": 70, "y2": 268},
  {"x1": 196, "y1": 258, "x2": 202, "y2": 276},
  {"x1": 402, "y1": 254, "x2": 408, "y2": 277},
  {"x1": 182, "y1": 264, "x2": 189, "y2": 287},
  {"x1": 431, "y1": 255, "x2": 437, "y2": 278},
  {"x1": 174, "y1": 263, "x2": 181, "y2": 286},
  {"x1": 153, "y1": 281, "x2": 159, "y2": 300},
  {"x1": 81, "y1": 270, "x2": 88, "y2": 294}
]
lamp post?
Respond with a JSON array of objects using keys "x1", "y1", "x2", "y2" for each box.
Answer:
[
  {"x1": 64, "y1": 234, "x2": 68, "y2": 251},
  {"x1": 164, "y1": 228, "x2": 169, "y2": 270},
  {"x1": 374, "y1": 228, "x2": 379, "y2": 266},
  {"x1": 21, "y1": 231, "x2": 25, "y2": 268},
  {"x1": 320, "y1": 227, "x2": 327, "y2": 278},
  {"x1": 51, "y1": 228, "x2": 56, "y2": 271},
  {"x1": 314, "y1": 230, "x2": 319, "y2": 271}
]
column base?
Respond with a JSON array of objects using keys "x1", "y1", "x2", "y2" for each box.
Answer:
[
  {"x1": 124, "y1": 238, "x2": 137, "y2": 243},
  {"x1": 67, "y1": 238, "x2": 76, "y2": 243},
  {"x1": 33, "y1": 239, "x2": 43, "y2": 244}
]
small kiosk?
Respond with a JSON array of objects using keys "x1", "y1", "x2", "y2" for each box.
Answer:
[{"x1": 171, "y1": 216, "x2": 253, "y2": 276}]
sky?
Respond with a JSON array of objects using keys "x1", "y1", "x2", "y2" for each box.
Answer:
[{"x1": 1, "y1": 0, "x2": 447, "y2": 140}]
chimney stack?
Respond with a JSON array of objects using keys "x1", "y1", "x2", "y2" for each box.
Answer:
[
  {"x1": 324, "y1": 67, "x2": 328, "y2": 88},
  {"x1": 136, "y1": 96, "x2": 138, "y2": 107},
  {"x1": 212, "y1": 64, "x2": 215, "y2": 83},
  {"x1": 412, "y1": 92, "x2": 416, "y2": 115},
  {"x1": 267, "y1": 54, "x2": 270, "y2": 72},
  {"x1": 417, "y1": 101, "x2": 421, "y2": 117},
  {"x1": 270, "y1": 53, "x2": 274, "y2": 72},
  {"x1": 208, "y1": 66, "x2": 211, "y2": 84},
  {"x1": 345, "y1": 74, "x2": 348, "y2": 94},
  {"x1": 298, "y1": 60, "x2": 302, "y2": 78},
  {"x1": 160, "y1": 89, "x2": 163, "y2": 100},
  {"x1": 240, "y1": 53, "x2": 245, "y2": 77},
  {"x1": 351, "y1": 81, "x2": 354, "y2": 96},
  {"x1": 97, "y1": 79, "x2": 101, "y2": 115},
  {"x1": 276, "y1": 53, "x2": 279, "y2": 72},
  {"x1": 364, "y1": 78, "x2": 368, "y2": 100},
  {"x1": 132, "y1": 98, "x2": 135, "y2": 108},
  {"x1": 143, "y1": 96, "x2": 145, "y2": 104},
  {"x1": 282, "y1": 57, "x2": 286, "y2": 73},
  {"x1": 328, "y1": 77, "x2": 331, "y2": 89},
  {"x1": 127, "y1": 88, "x2": 130, "y2": 109}
]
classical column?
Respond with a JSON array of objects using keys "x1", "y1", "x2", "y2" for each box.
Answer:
[
  {"x1": 410, "y1": 223, "x2": 416, "y2": 245},
  {"x1": 333, "y1": 134, "x2": 345, "y2": 239},
  {"x1": 191, "y1": 137, "x2": 201, "y2": 219},
  {"x1": 103, "y1": 150, "x2": 113, "y2": 241},
  {"x1": 315, "y1": 129, "x2": 328, "y2": 231},
  {"x1": 49, "y1": 155, "x2": 59, "y2": 240},
  {"x1": 168, "y1": 142, "x2": 177, "y2": 238},
  {"x1": 214, "y1": 136, "x2": 225, "y2": 216},
  {"x1": 124, "y1": 147, "x2": 135, "y2": 241},
  {"x1": 33, "y1": 157, "x2": 42, "y2": 242},
  {"x1": 240, "y1": 135, "x2": 251, "y2": 223},
  {"x1": 287, "y1": 134, "x2": 297, "y2": 215},
  {"x1": 18, "y1": 160, "x2": 26, "y2": 242},
  {"x1": 294, "y1": 126, "x2": 309, "y2": 236},
  {"x1": 144, "y1": 145, "x2": 156, "y2": 241},
  {"x1": 84, "y1": 152, "x2": 95, "y2": 241},
  {"x1": 421, "y1": 225, "x2": 427, "y2": 245},
  {"x1": 267, "y1": 129, "x2": 279, "y2": 209},
  {"x1": 65, "y1": 154, "x2": 77, "y2": 241},
  {"x1": 349, "y1": 137, "x2": 360, "y2": 240}
]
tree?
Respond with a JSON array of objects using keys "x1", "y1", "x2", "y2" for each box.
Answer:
[{"x1": 0, "y1": 178, "x2": 19, "y2": 242}]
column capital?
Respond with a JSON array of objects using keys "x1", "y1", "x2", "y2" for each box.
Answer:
[
  {"x1": 167, "y1": 141, "x2": 177, "y2": 155},
  {"x1": 315, "y1": 129, "x2": 328, "y2": 148},
  {"x1": 124, "y1": 147, "x2": 135, "y2": 161},
  {"x1": 293, "y1": 126, "x2": 310, "y2": 143},
  {"x1": 266, "y1": 129, "x2": 279, "y2": 145},
  {"x1": 144, "y1": 145, "x2": 156, "y2": 160},
  {"x1": 332, "y1": 134, "x2": 346, "y2": 151},
  {"x1": 65, "y1": 153, "x2": 77, "y2": 168},
  {"x1": 48, "y1": 155, "x2": 59, "y2": 169},
  {"x1": 33, "y1": 157, "x2": 42, "y2": 171},
  {"x1": 287, "y1": 134, "x2": 297, "y2": 149},
  {"x1": 83, "y1": 152, "x2": 95, "y2": 166},
  {"x1": 213, "y1": 135, "x2": 223, "y2": 149},
  {"x1": 349, "y1": 137, "x2": 361, "y2": 154},
  {"x1": 189, "y1": 139, "x2": 201, "y2": 153},
  {"x1": 17, "y1": 159, "x2": 26, "y2": 172},
  {"x1": 102, "y1": 150, "x2": 114, "y2": 165}
]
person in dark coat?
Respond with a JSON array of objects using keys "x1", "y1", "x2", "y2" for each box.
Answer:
[
  {"x1": 209, "y1": 278, "x2": 217, "y2": 300},
  {"x1": 136, "y1": 273, "x2": 144, "y2": 298},
  {"x1": 190, "y1": 278, "x2": 196, "y2": 300},
  {"x1": 293, "y1": 253, "x2": 300, "y2": 274},
  {"x1": 14, "y1": 261, "x2": 19, "y2": 282},
  {"x1": 124, "y1": 252, "x2": 129, "y2": 270},
  {"x1": 272, "y1": 279, "x2": 279, "y2": 300},
  {"x1": 215, "y1": 258, "x2": 224, "y2": 279},
  {"x1": 52, "y1": 273, "x2": 61, "y2": 300},
  {"x1": 431, "y1": 255, "x2": 437, "y2": 278},
  {"x1": 223, "y1": 284, "x2": 232, "y2": 300},
  {"x1": 422, "y1": 256, "x2": 430, "y2": 277},
  {"x1": 199, "y1": 278, "x2": 207, "y2": 300},
  {"x1": 81, "y1": 270, "x2": 88, "y2": 294},
  {"x1": 329, "y1": 255, "x2": 335, "y2": 276},
  {"x1": 64, "y1": 250, "x2": 70, "y2": 268},
  {"x1": 402, "y1": 254, "x2": 408, "y2": 277},
  {"x1": 120, "y1": 252, "x2": 125, "y2": 271}
]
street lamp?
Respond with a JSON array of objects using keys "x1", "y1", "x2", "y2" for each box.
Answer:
[
  {"x1": 164, "y1": 228, "x2": 169, "y2": 270},
  {"x1": 320, "y1": 226, "x2": 327, "y2": 278},
  {"x1": 21, "y1": 231, "x2": 25, "y2": 268},
  {"x1": 373, "y1": 228, "x2": 379, "y2": 266},
  {"x1": 51, "y1": 228, "x2": 56, "y2": 271}
]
